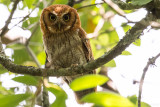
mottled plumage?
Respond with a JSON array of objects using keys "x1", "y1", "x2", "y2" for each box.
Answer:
[{"x1": 40, "y1": 4, "x2": 95, "y2": 103}]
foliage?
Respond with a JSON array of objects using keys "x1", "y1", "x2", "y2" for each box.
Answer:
[
  {"x1": 12, "y1": 75, "x2": 40, "y2": 86},
  {"x1": 81, "y1": 92, "x2": 135, "y2": 107},
  {"x1": 46, "y1": 83, "x2": 67, "y2": 107},
  {"x1": 70, "y1": 74, "x2": 109, "y2": 91},
  {"x1": 131, "y1": 0, "x2": 152, "y2": 5},
  {"x1": 0, "y1": 94, "x2": 31, "y2": 107},
  {"x1": 0, "y1": 0, "x2": 155, "y2": 106}
]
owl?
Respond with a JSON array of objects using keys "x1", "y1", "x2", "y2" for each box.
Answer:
[{"x1": 40, "y1": 4, "x2": 96, "y2": 103}]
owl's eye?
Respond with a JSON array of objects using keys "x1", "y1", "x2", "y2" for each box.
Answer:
[
  {"x1": 63, "y1": 14, "x2": 70, "y2": 21},
  {"x1": 49, "y1": 13, "x2": 56, "y2": 21}
]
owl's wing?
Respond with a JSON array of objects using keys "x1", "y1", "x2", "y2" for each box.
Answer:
[{"x1": 78, "y1": 28, "x2": 94, "y2": 62}]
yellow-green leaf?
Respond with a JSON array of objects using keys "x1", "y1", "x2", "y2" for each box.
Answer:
[
  {"x1": 47, "y1": 83, "x2": 67, "y2": 107},
  {"x1": 105, "y1": 59, "x2": 116, "y2": 67},
  {"x1": 121, "y1": 51, "x2": 132, "y2": 55},
  {"x1": 133, "y1": 39, "x2": 141, "y2": 46},
  {"x1": 25, "y1": 0, "x2": 35, "y2": 8},
  {"x1": 70, "y1": 74, "x2": 108, "y2": 91},
  {"x1": 0, "y1": 94, "x2": 31, "y2": 107},
  {"x1": 37, "y1": 51, "x2": 46, "y2": 65},
  {"x1": 81, "y1": 92, "x2": 135, "y2": 107},
  {"x1": 12, "y1": 75, "x2": 39, "y2": 86},
  {"x1": 132, "y1": 0, "x2": 152, "y2": 5}
]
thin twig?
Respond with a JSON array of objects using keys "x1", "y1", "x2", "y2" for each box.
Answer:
[
  {"x1": 74, "y1": 0, "x2": 85, "y2": 4},
  {"x1": 26, "y1": 45, "x2": 41, "y2": 67},
  {"x1": 42, "y1": 77, "x2": 49, "y2": 107},
  {"x1": 87, "y1": 18, "x2": 105, "y2": 38},
  {"x1": 138, "y1": 53, "x2": 160, "y2": 107},
  {"x1": 111, "y1": 0, "x2": 141, "y2": 10},
  {"x1": 150, "y1": 21, "x2": 160, "y2": 29},
  {"x1": 25, "y1": 22, "x2": 39, "y2": 46},
  {"x1": 103, "y1": 0, "x2": 136, "y2": 23},
  {"x1": 25, "y1": 22, "x2": 40, "y2": 68},
  {"x1": 0, "y1": 37, "x2": 5, "y2": 56},
  {"x1": 103, "y1": 0, "x2": 125, "y2": 16},
  {"x1": 0, "y1": 0, "x2": 20, "y2": 37},
  {"x1": 68, "y1": 0, "x2": 85, "y2": 7},
  {"x1": 10, "y1": 2, "x2": 41, "y2": 30},
  {"x1": 76, "y1": 2, "x2": 104, "y2": 10}
]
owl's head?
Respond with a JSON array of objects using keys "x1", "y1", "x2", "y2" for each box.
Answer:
[{"x1": 40, "y1": 4, "x2": 81, "y2": 34}]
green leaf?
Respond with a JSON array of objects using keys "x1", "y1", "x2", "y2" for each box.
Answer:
[
  {"x1": 0, "y1": 65, "x2": 7, "y2": 74},
  {"x1": 104, "y1": 59, "x2": 116, "y2": 67},
  {"x1": 22, "y1": 17, "x2": 39, "y2": 28},
  {"x1": 0, "y1": 0, "x2": 11, "y2": 6},
  {"x1": 39, "y1": 2, "x2": 44, "y2": 9},
  {"x1": 53, "y1": 0, "x2": 68, "y2": 4},
  {"x1": 12, "y1": 75, "x2": 39, "y2": 86},
  {"x1": 37, "y1": 51, "x2": 46, "y2": 65},
  {"x1": 81, "y1": 92, "x2": 135, "y2": 107},
  {"x1": 70, "y1": 74, "x2": 109, "y2": 91},
  {"x1": 12, "y1": 48, "x2": 30, "y2": 64},
  {"x1": 133, "y1": 39, "x2": 141, "y2": 46},
  {"x1": 140, "y1": 102, "x2": 151, "y2": 107},
  {"x1": 98, "y1": 34, "x2": 109, "y2": 46},
  {"x1": 121, "y1": 51, "x2": 132, "y2": 55},
  {"x1": 122, "y1": 24, "x2": 132, "y2": 33},
  {"x1": 127, "y1": 95, "x2": 137, "y2": 104},
  {"x1": 109, "y1": 30, "x2": 119, "y2": 46},
  {"x1": 0, "y1": 94, "x2": 31, "y2": 107},
  {"x1": 47, "y1": 83, "x2": 67, "y2": 107},
  {"x1": 24, "y1": 0, "x2": 35, "y2": 8},
  {"x1": 136, "y1": 102, "x2": 151, "y2": 107},
  {"x1": 0, "y1": 85, "x2": 13, "y2": 95},
  {"x1": 50, "y1": 96, "x2": 66, "y2": 107},
  {"x1": 132, "y1": 0, "x2": 152, "y2": 5},
  {"x1": 128, "y1": 95, "x2": 151, "y2": 107}
]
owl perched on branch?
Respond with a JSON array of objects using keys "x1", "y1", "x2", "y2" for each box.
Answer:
[{"x1": 40, "y1": 4, "x2": 96, "y2": 103}]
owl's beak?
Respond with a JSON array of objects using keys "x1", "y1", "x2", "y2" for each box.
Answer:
[{"x1": 58, "y1": 23, "x2": 61, "y2": 30}]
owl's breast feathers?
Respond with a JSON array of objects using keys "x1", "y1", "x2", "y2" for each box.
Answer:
[{"x1": 43, "y1": 28, "x2": 93, "y2": 69}]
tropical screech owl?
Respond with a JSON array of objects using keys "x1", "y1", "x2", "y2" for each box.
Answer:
[{"x1": 40, "y1": 4, "x2": 96, "y2": 103}]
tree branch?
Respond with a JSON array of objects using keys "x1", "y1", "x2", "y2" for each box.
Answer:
[
  {"x1": 103, "y1": 0, "x2": 125, "y2": 16},
  {"x1": 138, "y1": 53, "x2": 160, "y2": 107},
  {"x1": 0, "y1": 0, "x2": 20, "y2": 37},
  {"x1": 103, "y1": 0, "x2": 136, "y2": 23},
  {"x1": 0, "y1": 14, "x2": 152, "y2": 77},
  {"x1": 111, "y1": 0, "x2": 141, "y2": 10}
]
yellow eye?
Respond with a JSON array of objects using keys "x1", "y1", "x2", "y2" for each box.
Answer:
[
  {"x1": 49, "y1": 13, "x2": 56, "y2": 21},
  {"x1": 63, "y1": 14, "x2": 70, "y2": 21}
]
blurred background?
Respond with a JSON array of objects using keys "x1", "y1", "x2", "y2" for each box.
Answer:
[{"x1": 0, "y1": 0, "x2": 160, "y2": 107}]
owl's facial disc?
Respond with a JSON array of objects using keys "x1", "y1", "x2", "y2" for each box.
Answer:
[{"x1": 49, "y1": 12, "x2": 71, "y2": 33}]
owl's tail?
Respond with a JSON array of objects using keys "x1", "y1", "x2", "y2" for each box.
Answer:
[{"x1": 74, "y1": 87, "x2": 96, "y2": 104}]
